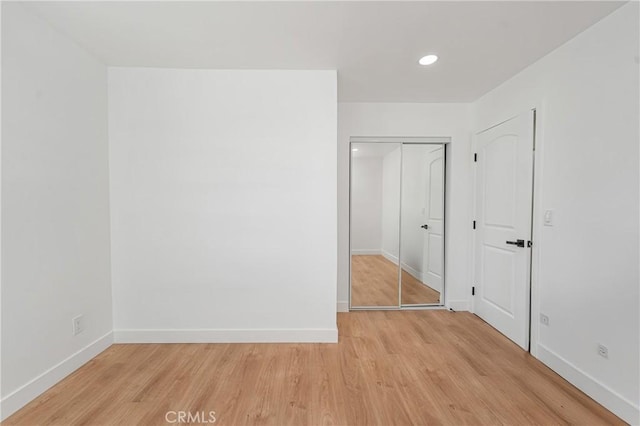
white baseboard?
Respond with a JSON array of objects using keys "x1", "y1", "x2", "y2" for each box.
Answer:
[
  {"x1": 0, "y1": 331, "x2": 113, "y2": 421},
  {"x1": 380, "y1": 252, "x2": 442, "y2": 294},
  {"x1": 399, "y1": 263, "x2": 441, "y2": 292},
  {"x1": 381, "y1": 249, "x2": 398, "y2": 264},
  {"x1": 114, "y1": 328, "x2": 339, "y2": 344},
  {"x1": 537, "y1": 344, "x2": 639, "y2": 425},
  {"x1": 400, "y1": 262, "x2": 422, "y2": 281},
  {"x1": 446, "y1": 299, "x2": 470, "y2": 312},
  {"x1": 351, "y1": 249, "x2": 381, "y2": 255},
  {"x1": 337, "y1": 301, "x2": 349, "y2": 312}
]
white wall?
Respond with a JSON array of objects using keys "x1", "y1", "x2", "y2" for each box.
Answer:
[
  {"x1": 473, "y1": 3, "x2": 639, "y2": 423},
  {"x1": 381, "y1": 147, "x2": 401, "y2": 261},
  {"x1": 109, "y1": 68, "x2": 337, "y2": 342},
  {"x1": 1, "y1": 3, "x2": 112, "y2": 419},
  {"x1": 350, "y1": 157, "x2": 383, "y2": 253},
  {"x1": 338, "y1": 103, "x2": 472, "y2": 311}
]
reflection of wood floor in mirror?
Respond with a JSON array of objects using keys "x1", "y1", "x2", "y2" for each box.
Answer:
[
  {"x1": 351, "y1": 255, "x2": 440, "y2": 306},
  {"x1": 401, "y1": 268, "x2": 441, "y2": 305}
]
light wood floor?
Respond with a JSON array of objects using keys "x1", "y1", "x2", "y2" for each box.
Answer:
[
  {"x1": 5, "y1": 311, "x2": 622, "y2": 426},
  {"x1": 352, "y1": 255, "x2": 440, "y2": 306}
]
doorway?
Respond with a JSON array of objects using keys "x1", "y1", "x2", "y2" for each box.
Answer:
[
  {"x1": 349, "y1": 137, "x2": 449, "y2": 310},
  {"x1": 472, "y1": 110, "x2": 536, "y2": 350}
]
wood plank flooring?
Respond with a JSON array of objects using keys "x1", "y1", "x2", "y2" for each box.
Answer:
[
  {"x1": 5, "y1": 311, "x2": 622, "y2": 426},
  {"x1": 352, "y1": 255, "x2": 440, "y2": 306}
]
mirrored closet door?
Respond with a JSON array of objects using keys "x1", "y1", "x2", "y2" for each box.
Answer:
[
  {"x1": 350, "y1": 142, "x2": 401, "y2": 308},
  {"x1": 350, "y1": 139, "x2": 446, "y2": 309}
]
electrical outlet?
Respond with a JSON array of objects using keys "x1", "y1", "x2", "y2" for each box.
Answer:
[
  {"x1": 72, "y1": 315, "x2": 84, "y2": 336},
  {"x1": 540, "y1": 313, "x2": 550, "y2": 326},
  {"x1": 597, "y1": 344, "x2": 608, "y2": 359}
]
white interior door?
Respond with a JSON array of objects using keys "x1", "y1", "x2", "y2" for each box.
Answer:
[
  {"x1": 474, "y1": 111, "x2": 534, "y2": 350},
  {"x1": 422, "y1": 147, "x2": 444, "y2": 292}
]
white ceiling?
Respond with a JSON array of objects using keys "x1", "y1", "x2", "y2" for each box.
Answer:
[{"x1": 24, "y1": 1, "x2": 624, "y2": 102}]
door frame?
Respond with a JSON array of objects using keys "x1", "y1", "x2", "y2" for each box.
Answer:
[
  {"x1": 470, "y1": 106, "x2": 545, "y2": 356},
  {"x1": 348, "y1": 136, "x2": 451, "y2": 311}
]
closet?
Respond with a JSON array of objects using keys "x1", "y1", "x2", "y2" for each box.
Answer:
[{"x1": 349, "y1": 137, "x2": 447, "y2": 309}]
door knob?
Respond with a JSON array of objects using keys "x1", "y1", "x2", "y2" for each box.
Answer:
[
  {"x1": 421, "y1": 224, "x2": 429, "y2": 230},
  {"x1": 506, "y1": 239, "x2": 525, "y2": 247}
]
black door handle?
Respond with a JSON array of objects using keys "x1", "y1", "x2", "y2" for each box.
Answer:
[
  {"x1": 506, "y1": 239, "x2": 525, "y2": 248},
  {"x1": 421, "y1": 224, "x2": 429, "y2": 230}
]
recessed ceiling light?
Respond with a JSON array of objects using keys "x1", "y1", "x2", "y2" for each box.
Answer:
[
  {"x1": 352, "y1": 148, "x2": 359, "y2": 152},
  {"x1": 419, "y1": 55, "x2": 438, "y2": 66}
]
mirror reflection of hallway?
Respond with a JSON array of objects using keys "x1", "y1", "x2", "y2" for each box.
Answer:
[{"x1": 350, "y1": 140, "x2": 445, "y2": 308}]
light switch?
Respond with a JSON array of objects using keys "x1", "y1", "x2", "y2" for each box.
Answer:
[{"x1": 544, "y1": 209, "x2": 554, "y2": 226}]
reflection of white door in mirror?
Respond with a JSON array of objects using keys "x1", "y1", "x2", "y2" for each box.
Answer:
[
  {"x1": 399, "y1": 143, "x2": 444, "y2": 306},
  {"x1": 422, "y1": 147, "x2": 444, "y2": 294}
]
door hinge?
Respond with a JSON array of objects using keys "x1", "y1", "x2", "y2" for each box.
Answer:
[
  {"x1": 472, "y1": 220, "x2": 476, "y2": 229},
  {"x1": 474, "y1": 153, "x2": 477, "y2": 162},
  {"x1": 472, "y1": 286, "x2": 475, "y2": 296}
]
